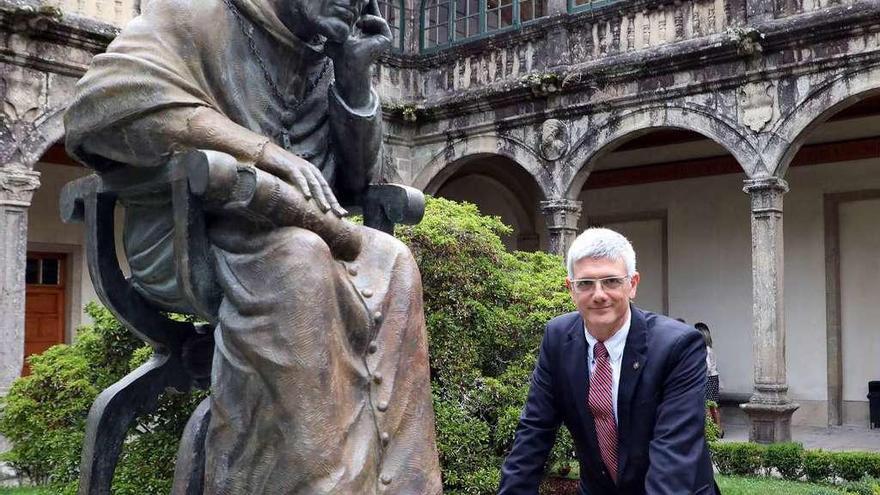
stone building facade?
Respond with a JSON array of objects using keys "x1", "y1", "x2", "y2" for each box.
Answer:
[{"x1": 1, "y1": 0, "x2": 879, "y2": 443}]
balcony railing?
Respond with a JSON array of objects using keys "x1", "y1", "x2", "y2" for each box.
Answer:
[{"x1": 45, "y1": 0, "x2": 139, "y2": 27}]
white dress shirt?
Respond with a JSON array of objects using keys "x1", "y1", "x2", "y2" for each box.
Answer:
[{"x1": 584, "y1": 309, "x2": 632, "y2": 424}]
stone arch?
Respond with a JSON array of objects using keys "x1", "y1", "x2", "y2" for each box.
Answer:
[
  {"x1": 412, "y1": 133, "x2": 555, "y2": 199},
  {"x1": 770, "y1": 64, "x2": 880, "y2": 178},
  {"x1": 563, "y1": 103, "x2": 761, "y2": 198},
  {"x1": 415, "y1": 136, "x2": 551, "y2": 251},
  {"x1": 0, "y1": 106, "x2": 66, "y2": 170}
]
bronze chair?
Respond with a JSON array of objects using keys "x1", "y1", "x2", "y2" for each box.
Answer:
[{"x1": 60, "y1": 150, "x2": 425, "y2": 495}]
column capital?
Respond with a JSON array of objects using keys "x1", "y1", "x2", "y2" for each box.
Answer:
[
  {"x1": 743, "y1": 176, "x2": 789, "y2": 194},
  {"x1": 744, "y1": 176, "x2": 788, "y2": 216},
  {"x1": 0, "y1": 167, "x2": 41, "y2": 207},
  {"x1": 540, "y1": 198, "x2": 582, "y2": 230}
]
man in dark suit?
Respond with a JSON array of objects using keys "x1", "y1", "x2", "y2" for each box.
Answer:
[{"x1": 499, "y1": 228, "x2": 717, "y2": 495}]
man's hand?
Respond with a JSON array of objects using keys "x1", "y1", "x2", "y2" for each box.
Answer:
[
  {"x1": 257, "y1": 142, "x2": 347, "y2": 217},
  {"x1": 325, "y1": 0, "x2": 392, "y2": 109}
]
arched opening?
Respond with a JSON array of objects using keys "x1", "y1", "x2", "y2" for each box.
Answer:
[
  {"x1": 427, "y1": 153, "x2": 547, "y2": 252},
  {"x1": 575, "y1": 127, "x2": 755, "y2": 426},
  {"x1": 779, "y1": 92, "x2": 880, "y2": 427}
]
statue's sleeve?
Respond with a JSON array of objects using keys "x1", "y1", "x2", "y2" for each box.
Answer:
[
  {"x1": 64, "y1": 0, "x2": 270, "y2": 170},
  {"x1": 327, "y1": 83, "x2": 382, "y2": 199}
]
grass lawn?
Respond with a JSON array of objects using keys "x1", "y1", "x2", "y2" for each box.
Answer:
[
  {"x1": 717, "y1": 475, "x2": 847, "y2": 494},
  {"x1": 0, "y1": 489, "x2": 53, "y2": 495}
]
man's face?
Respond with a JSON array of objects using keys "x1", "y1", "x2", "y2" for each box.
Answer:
[
  {"x1": 565, "y1": 257, "x2": 639, "y2": 340},
  {"x1": 291, "y1": 0, "x2": 369, "y2": 43}
]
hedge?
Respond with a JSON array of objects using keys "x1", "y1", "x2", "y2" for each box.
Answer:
[{"x1": 711, "y1": 442, "x2": 880, "y2": 484}]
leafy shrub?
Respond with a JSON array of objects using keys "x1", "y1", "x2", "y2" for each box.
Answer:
[
  {"x1": 711, "y1": 442, "x2": 766, "y2": 476},
  {"x1": 704, "y1": 401, "x2": 721, "y2": 443},
  {"x1": 803, "y1": 450, "x2": 835, "y2": 483},
  {"x1": 396, "y1": 198, "x2": 575, "y2": 492},
  {"x1": 0, "y1": 302, "x2": 142, "y2": 485},
  {"x1": 0, "y1": 302, "x2": 205, "y2": 494},
  {"x1": 765, "y1": 442, "x2": 805, "y2": 480},
  {"x1": 834, "y1": 453, "x2": 880, "y2": 482}
]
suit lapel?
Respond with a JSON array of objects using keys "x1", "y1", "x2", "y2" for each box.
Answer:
[
  {"x1": 616, "y1": 305, "x2": 649, "y2": 480},
  {"x1": 563, "y1": 315, "x2": 605, "y2": 477}
]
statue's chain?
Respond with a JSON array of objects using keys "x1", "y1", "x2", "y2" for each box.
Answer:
[{"x1": 222, "y1": 0, "x2": 331, "y2": 148}]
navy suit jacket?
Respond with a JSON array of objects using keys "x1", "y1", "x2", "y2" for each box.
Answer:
[{"x1": 499, "y1": 306, "x2": 717, "y2": 495}]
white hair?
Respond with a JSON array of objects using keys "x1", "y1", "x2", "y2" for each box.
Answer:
[{"x1": 566, "y1": 228, "x2": 637, "y2": 278}]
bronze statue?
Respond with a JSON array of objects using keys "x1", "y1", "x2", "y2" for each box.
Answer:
[{"x1": 63, "y1": 0, "x2": 443, "y2": 493}]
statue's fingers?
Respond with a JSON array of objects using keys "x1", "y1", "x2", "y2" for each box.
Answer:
[
  {"x1": 364, "y1": 0, "x2": 382, "y2": 17},
  {"x1": 305, "y1": 169, "x2": 331, "y2": 212},
  {"x1": 321, "y1": 180, "x2": 347, "y2": 217},
  {"x1": 289, "y1": 169, "x2": 313, "y2": 200}
]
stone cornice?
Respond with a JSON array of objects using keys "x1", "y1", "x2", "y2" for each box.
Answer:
[{"x1": 0, "y1": 0, "x2": 118, "y2": 55}]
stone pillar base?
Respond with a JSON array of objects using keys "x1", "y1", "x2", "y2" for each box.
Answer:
[{"x1": 740, "y1": 401, "x2": 799, "y2": 443}]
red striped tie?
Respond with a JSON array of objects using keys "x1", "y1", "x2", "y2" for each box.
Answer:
[{"x1": 589, "y1": 341, "x2": 618, "y2": 483}]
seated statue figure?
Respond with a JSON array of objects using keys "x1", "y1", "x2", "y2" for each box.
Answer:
[{"x1": 63, "y1": 0, "x2": 443, "y2": 493}]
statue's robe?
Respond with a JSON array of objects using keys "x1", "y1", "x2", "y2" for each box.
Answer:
[{"x1": 64, "y1": 0, "x2": 443, "y2": 493}]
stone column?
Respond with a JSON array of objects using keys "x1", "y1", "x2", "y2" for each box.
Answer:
[
  {"x1": 740, "y1": 176, "x2": 798, "y2": 443},
  {"x1": 0, "y1": 166, "x2": 40, "y2": 395},
  {"x1": 540, "y1": 198, "x2": 582, "y2": 256}
]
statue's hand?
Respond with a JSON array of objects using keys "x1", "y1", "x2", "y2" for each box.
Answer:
[
  {"x1": 325, "y1": 0, "x2": 392, "y2": 109},
  {"x1": 257, "y1": 142, "x2": 346, "y2": 217}
]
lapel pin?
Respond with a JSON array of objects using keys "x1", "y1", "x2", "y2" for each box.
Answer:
[{"x1": 633, "y1": 361, "x2": 640, "y2": 370}]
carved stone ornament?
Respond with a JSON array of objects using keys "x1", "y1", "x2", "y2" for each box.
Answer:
[
  {"x1": 0, "y1": 167, "x2": 41, "y2": 205},
  {"x1": 539, "y1": 119, "x2": 570, "y2": 161},
  {"x1": 739, "y1": 82, "x2": 776, "y2": 132}
]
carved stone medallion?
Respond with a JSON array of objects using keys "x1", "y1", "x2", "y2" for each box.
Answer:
[{"x1": 539, "y1": 119, "x2": 569, "y2": 161}]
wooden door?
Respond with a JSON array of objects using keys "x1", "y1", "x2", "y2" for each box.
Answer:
[{"x1": 23, "y1": 253, "x2": 66, "y2": 376}]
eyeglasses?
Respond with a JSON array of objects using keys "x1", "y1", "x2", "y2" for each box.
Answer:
[{"x1": 570, "y1": 276, "x2": 630, "y2": 293}]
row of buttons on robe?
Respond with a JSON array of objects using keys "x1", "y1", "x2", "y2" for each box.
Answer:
[{"x1": 345, "y1": 261, "x2": 394, "y2": 487}]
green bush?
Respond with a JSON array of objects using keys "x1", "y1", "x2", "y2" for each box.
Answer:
[
  {"x1": 705, "y1": 401, "x2": 721, "y2": 443},
  {"x1": 803, "y1": 450, "x2": 836, "y2": 483},
  {"x1": 0, "y1": 302, "x2": 142, "y2": 485},
  {"x1": 0, "y1": 197, "x2": 575, "y2": 494},
  {"x1": 711, "y1": 443, "x2": 880, "y2": 486},
  {"x1": 711, "y1": 442, "x2": 766, "y2": 476},
  {"x1": 834, "y1": 453, "x2": 880, "y2": 483},
  {"x1": 0, "y1": 303, "x2": 205, "y2": 494},
  {"x1": 396, "y1": 198, "x2": 575, "y2": 492},
  {"x1": 765, "y1": 442, "x2": 805, "y2": 480}
]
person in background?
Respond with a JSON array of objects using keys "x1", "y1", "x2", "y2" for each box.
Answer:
[{"x1": 695, "y1": 322, "x2": 722, "y2": 438}]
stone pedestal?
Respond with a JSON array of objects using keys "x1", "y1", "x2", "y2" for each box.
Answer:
[
  {"x1": 540, "y1": 199, "x2": 582, "y2": 257},
  {"x1": 741, "y1": 177, "x2": 798, "y2": 443},
  {"x1": 0, "y1": 167, "x2": 40, "y2": 395}
]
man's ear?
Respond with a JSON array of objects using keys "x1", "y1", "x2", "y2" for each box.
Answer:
[{"x1": 628, "y1": 272, "x2": 640, "y2": 299}]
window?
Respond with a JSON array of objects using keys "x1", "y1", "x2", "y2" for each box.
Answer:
[
  {"x1": 377, "y1": 0, "x2": 406, "y2": 50},
  {"x1": 568, "y1": 0, "x2": 616, "y2": 13},
  {"x1": 26, "y1": 256, "x2": 63, "y2": 286},
  {"x1": 421, "y1": 0, "x2": 548, "y2": 50}
]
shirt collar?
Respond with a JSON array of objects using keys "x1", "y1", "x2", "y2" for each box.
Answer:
[{"x1": 584, "y1": 309, "x2": 631, "y2": 363}]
